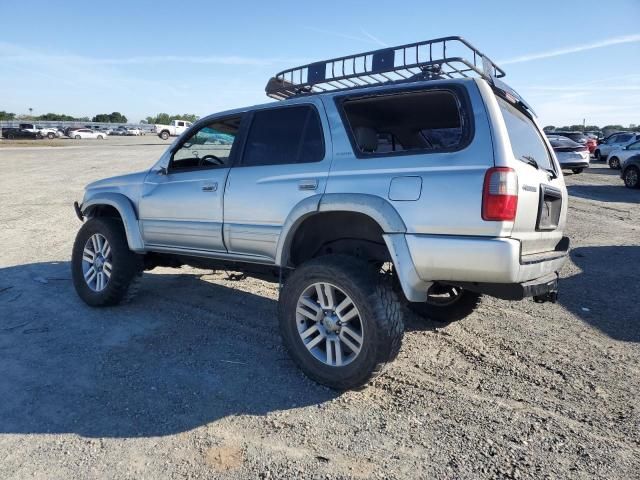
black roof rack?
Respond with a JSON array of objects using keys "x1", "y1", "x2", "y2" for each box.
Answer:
[{"x1": 266, "y1": 36, "x2": 506, "y2": 100}]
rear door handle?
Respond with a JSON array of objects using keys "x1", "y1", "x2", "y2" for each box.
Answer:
[
  {"x1": 298, "y1": 179, "x2": 318, "y2": 191},
  {"x1": 202, "y1": 182, "x2": 218, "y2": 192}
]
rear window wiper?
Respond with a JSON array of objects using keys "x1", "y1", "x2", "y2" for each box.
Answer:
[{"x1": 521, "y1": 155, "x2": 539, "y2": 170}]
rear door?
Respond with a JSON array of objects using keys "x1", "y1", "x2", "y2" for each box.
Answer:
[
  {"x1": 222, "y1": 102, "x2": 331, "y2": 261},
  {"x1": 496, "y1": 97, "x2": 566, "y2": 256}
]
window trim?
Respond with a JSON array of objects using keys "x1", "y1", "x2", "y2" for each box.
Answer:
[
  {"x1": 167, "y1": 114, "x2": 246, "y2": 174},
  {"x1": 236, "y1": 103, "x2": 326, "y2": 168},
  {"x1": 335, "y1": 84, "x2": 474, "y2": 159}
]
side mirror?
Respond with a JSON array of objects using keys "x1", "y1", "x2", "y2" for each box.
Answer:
[{"x1": 157, "y1": 166, "x2": 168, "y2": 175}]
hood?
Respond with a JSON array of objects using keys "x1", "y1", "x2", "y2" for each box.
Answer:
[{"x1": 85, "y1": 170, "x2": 149, "y2": 191}]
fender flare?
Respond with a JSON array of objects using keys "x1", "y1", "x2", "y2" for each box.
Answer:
[
  {"x1": 81, "y1": 192, "x2": 145, "y2": 252},
  {"x1": 275, "y1": 193, "x2": 407, "y2": 267}
]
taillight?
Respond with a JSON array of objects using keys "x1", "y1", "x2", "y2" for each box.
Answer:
[{"x1": 482, "y1": 167, "x2": 518, "y2": 221}]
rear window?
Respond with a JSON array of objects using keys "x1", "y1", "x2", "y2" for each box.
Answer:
[
  {"x1": 498, "y1": 98, "x2": 554, "y2": 171},
  {"x1": 340, "y1": 88, "x2": 468, "y2": 157}
]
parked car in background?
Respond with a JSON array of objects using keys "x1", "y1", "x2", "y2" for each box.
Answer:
[
  {"x1": 607, "y1": 140, "x2": 640, "y2": 169},
  {"x1": 620, "y1": 154, "x2": 640, "y2": 189},
  {"x1": 1, "y1": 127, "x2": 40, "y2": 140},
  {"x1": 547, "y1": 135, "x2": 590, "y2": 173},
  {"x1": 594, "y1": 132, "x2": 640, "y2": 162},
  {"x1": 19, "y1": 123, "x2": 60, "y2": 139},
  {"x1": 155, "y1": 119, "x2": 192, "y2": 140},
  {"x1": 71, "y1": 128, "x2": 106, "y2": 140},
  {"x1": 125, "y1": 127, "x2": 141, "y2": 136},
  {"x1": 110, "y1": 126, "x2": 128, "y2": 136},
  {"x1": 547, "y1": 131, "x2": 597, "y2": 155}
]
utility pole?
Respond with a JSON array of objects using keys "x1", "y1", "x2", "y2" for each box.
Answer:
[{"x1": 583, "y1": 118, "x2": 585, "y2": 132}]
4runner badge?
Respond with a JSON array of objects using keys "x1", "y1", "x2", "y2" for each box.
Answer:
[{"x1": 522, "y1": 184, "x2": 537, "y2": 193}]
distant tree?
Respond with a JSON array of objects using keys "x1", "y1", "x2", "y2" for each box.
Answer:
[
  {"x1": 145, "y1": 113, "x2": 199, "y2": 124},
  {"x1": 91, "y1": 112, "x2": 127, "y2": 123},
  {"x1": 37, "y1": 113, "x2": 77, "y2": 121},
  {"x1": 0, "y1": 111, "x2": 16, "y2": 121},
  {"x1": 602, "y1": 125, "x2": 625, "y2": 132},
  {"x1": 543, "y1": 125, "x2": 556, "y2": 132}
]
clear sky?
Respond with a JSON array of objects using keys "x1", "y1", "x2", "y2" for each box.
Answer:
[{"x1": 1, "y1": 0, "x2": 639, "y2": 127}]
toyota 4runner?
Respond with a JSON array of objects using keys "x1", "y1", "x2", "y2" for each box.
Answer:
[{"x1": 71, "y1": 37, "x2": 569, "y2": 389}]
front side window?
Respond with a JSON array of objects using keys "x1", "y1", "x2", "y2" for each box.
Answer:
[
  {"x1": 628, "y1": 141, "x2": 640, "y2": 150},
  {"x1": 170, "y1": 116, "x2": 242, "y2": 171},
  {"x1": 241, "y1": 105, "x2": 324, "y2": 167},
  {"x1": 498, "y1": 97, "x2": 554, "y2": 171},
  {"x1": 340, "y1": 88, "x2": 467, "y2": 157}
]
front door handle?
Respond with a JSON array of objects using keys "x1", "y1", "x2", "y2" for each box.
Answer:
[
  {"x1": 202, "y1": 182, "x2": 218, "y2": 192},
  {"x1": 298, "y1": 179, "x2": 318, "y2": 191}
]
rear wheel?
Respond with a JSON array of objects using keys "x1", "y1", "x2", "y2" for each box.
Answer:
[
  {"x1": 72, "y1": 217, "x2": 142, "y2": 306},
  {"x1": 7, "y1": 133, "x2": 15, "y2": 139},
  {"x1": 609, "y1": 157, "x2": 621, "y2": 169},
  {"x1": 97, "y1": 135, "x2": 104, "y2": 140},
  {"x1": 160, "y1": 131, "x2": 170, "y2": 140},
  {"x1": 279, "y1": 255, "x2": 404, "y2": 390},
  {"x1": 572, "y1": 168, "x2": 584, "y2": 174},
  {"x1": 409, "y1": 284, "x2": 481, "y2": 323},
  {"x1": 75, "y1": 135, "x2": 81, "y2": 140},
  {"x1": 623, "y1": 166, "x2": 640, "y2": 189}
]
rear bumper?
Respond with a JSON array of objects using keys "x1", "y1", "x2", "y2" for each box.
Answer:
[
  {"x1": 384, "y1": 233, "x2": 569, "y2": 302},
  {"x1": 560, "y1": 161, "x2": 589, "y2": 169}
]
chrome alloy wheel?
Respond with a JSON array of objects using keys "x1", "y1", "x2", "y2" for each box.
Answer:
[
  {"x1": 296, "y1": 282, "x2": 364, "y2": 367},
  {"x1": 82, "y1": 233, "x2": 112, "y2": 292}
]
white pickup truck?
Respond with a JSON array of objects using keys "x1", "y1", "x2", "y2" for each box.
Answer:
[
  {"x1": 19, "y1": 123, "x2": 60, "y2": 139},
  {"x1": 155, "y1": 120, "x2": 192, "y2": 140}
]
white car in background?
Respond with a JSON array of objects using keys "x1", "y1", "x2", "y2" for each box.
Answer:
[
  {"x1": 125, "y1": 127, "x2": 141, "y2": 136},
  {"x1": 71, "y1": 128, "x2": 107, "y2": 140},
  {"x1": 606, "y1": 139, "x2": 640, "y2": 169},
  {"x1": 594, "y1": 132, "x2": 640, "y2": 162}
]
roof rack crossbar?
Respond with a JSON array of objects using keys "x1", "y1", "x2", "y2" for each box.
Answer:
[{"x1": 266, "y1": 36, "x2": 506, "y2": 100}]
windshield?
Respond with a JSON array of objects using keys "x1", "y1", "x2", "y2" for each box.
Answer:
[{"x1": 498, "y1": 97, "x2": 554, "y2": 171}]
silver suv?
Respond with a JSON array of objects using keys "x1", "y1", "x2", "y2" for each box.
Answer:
[{"x1": 71, "y1": 37, "x2": 569, "y2": 389}]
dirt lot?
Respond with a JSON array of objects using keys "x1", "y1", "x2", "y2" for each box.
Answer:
[{"x1": 0, "y1": 137, "x2": 638, "y2": 479}]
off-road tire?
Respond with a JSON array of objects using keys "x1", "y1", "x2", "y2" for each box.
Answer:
[
  {"x1": 409, "y1": 287, "x2": 481, "y2": 324},
  {"x1": 572, "y1": 168, "x2": 584, "y2": 174},
  {"x1": 71, "y1": 217, "x2": 142, "y2": 307},
  {"x1": 609, "y1": 157, "x2": 621, "y2": 169},
  {"x1": 279, "y1": 255, "x2": 404, "y2": 390},
  {"x1": 160, "y1": 131, "x2": 170, "y2": 140},
  {"x1": 623, "y1": 166, "x2": 640, "y2": 189}
]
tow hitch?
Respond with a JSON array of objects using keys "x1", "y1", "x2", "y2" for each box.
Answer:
[{"x1": 533, "y1": 291, "x2": 558, "y2": 303}]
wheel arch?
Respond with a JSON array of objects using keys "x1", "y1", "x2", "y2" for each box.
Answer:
[
  {"x1": 276, "y1": 193, "x2": 407, "y2": 267},
  {"x1": 81, "y1": 192, "x2": 145, "y2": 252}
]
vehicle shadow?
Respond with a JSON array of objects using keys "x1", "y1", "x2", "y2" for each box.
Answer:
[
  {"x1": 567, "y1": 184, "x2": 640, "y2": 204},
  {"x1": 0, "y1": 262, "x2": 335, "y2": 439},
  {"x1": 559, "y1": 246, "x2": 640, "y2": 342}
]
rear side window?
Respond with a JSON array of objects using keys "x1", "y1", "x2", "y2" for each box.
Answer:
[
  {"x1": 340, "y1": 88, "x2": 468, "y2": 157},
  {"x1": 242, "y1": 105, "x2": 325, "y2": 166},
  {"x1": 498, "y1": 98, "x2": 553, "y2": 171}
]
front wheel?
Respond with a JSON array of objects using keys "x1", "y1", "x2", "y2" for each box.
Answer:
[
  {"x1": 47, "y1": 132, "x2": 55, "y2": 139},
  {"x1": 624, "y1": 166, "x2": 640, "y2": 189},
  {"x1": 279, "y1": 255, "x2": 404, "y2": 390},
  {"x1": 608, "y1": 157, "x2": 620, "y2": 169},
  {"x1": 71, "y1": 217, "x2": 142, "y2": 306},
  {"x1": 572, "y1": 168, "x2": 584, "y2": 174},
  {"x1": 408, "y1": 284, "x2": 481, "y2": 323}
]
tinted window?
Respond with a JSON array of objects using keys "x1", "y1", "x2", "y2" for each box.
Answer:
[
  {"x1": 242, "y1": 106, "x2": 324, "y2": 167},
  {"x1": 628, "y1": 141, "x2": 640, "y2": 150},
  {"x1": 341, "y1": 89, "x2": 466, "y2": 156},
  {"x1": 498, "y1": 98, "x2": 553, "y2": 171},
  {"x1": 617, "y1": 134, "x2": 633, "y2": 143},
  {"x1": 170, "y1": 116, "x2": 242, "y2": 171}
]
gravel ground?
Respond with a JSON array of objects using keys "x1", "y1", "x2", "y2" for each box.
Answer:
[{"x1": 0, "y1": 137, "x2": 638, "y2": 479}]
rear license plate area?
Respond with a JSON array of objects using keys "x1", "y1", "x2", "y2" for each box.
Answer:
[{"x1": 536, "y1": 185, "x2": 562, "y2": 231}]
